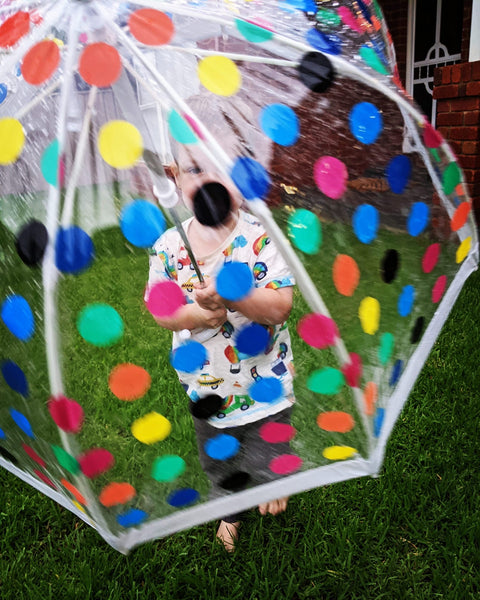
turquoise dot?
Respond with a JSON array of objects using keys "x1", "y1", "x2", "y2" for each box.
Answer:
[
  {"x1": 378, "y1": 332, "x2": 394, "y2": 365},
  {"x1": 77, "y1": 303, "x2": 124, "y2": 347},
  {"x1": 216, "y1": 262, "x2": 253, "y2": 302},
  {"x1": 387, "y1": 155, "x2": 411, "y2": 194},
  {"x1": 353, "y1": 204, "x2": 379, "y2": 244},
  {"x1": 167, "y1": 488, "x2": 200, "y2": 507},
  {"x1": 151, "y1": 455, "x2": 186, "y2": 482},
  {"x1": 120, "y1": 200, "x2": 166, "y2": 248},
  {"x1": 116, "y1": 508, "x2": 148, "y2": 527},
  {"x1": 236, "y1": 19, "x2": 273, "y2": 43},
  {"x1": 307, "y1": 367, "x2": 345, "y2": 394},
  {"x1": 1, "y1": 295, "x2": 34, "y2": 341},
  {"x1": 349, "y1": 102, "x2": 383, "y2": 145},
  {"x1": 287, "y1": 208, "x2": 322, "y2": 254},
  {"x1": 204, "y1": 434, "x2": 240, "y2": 460},
  {"x1": 249, "y1": 377, "x2": 283, "y2": 403},
  {"x1": 407, "y1": 202, "x2": 429, "y2": 236},
  {"x1": 230, "y1": 157, "x2": 271, "y2": 200},
  {"x1": 398, "y1": 285, "x2": 415, "y2": 317},
  {"x1": 168, "y1": 109, "x2": 198, "y2": 144},
  {"x1": 10, "y1": 408, "x2": 34, "y2": 438},
  {"x1": 171, "y1": 341, "x2": 207, "y2": 373},
  {"x1": 260, "y1": 104, "x2": 299, "y2": 146},
  {"x1": 41, "y1": 139, "x2": 60, "y2": 186}
]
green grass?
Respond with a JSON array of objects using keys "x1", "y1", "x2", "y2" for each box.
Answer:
[{"x1": 0, "y1": 218, "x2": 479, "y2": 597}]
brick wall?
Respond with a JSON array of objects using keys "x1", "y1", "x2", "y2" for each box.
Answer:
[{"x1": 433, "y1": 61, "x2": 480, "y2": 216}]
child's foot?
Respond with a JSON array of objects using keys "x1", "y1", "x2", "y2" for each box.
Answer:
[
  {"x1": 216, "y1": 520, "x2": 240, "y2": 552},
  {"x1": 258, "y1": 497, "x2": 289, "y2": 516}
]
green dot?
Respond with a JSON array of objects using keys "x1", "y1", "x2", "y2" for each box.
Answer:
[
  {"x1": 307, "y1": 368, "x2": 345, "y2": 394},
  {"x1": 442, "y1": 161, "x2": 461, "y2": 195},
  {"x1": 168, "y1": 109, "x2": 198, "y2": 145},
  {"x1": 235, "y1": 19, "x2": 273, "y2": 43},
  {"x1": 359, "y1": 45, "x2": 389, "y2": 75},
  {"x1": 77, "y1": 303, "x2": 124, "y2": 347},
  {"x1": 151, "y1": 455, "x2": 186, "y2": 482},
  {"x1": 288, "y1": 208, "x2": 322, "y2": 255},
  {"x1": 316, "y1": 9, "x2": 341, "y2": 28},
  {"x1": 430, "y1": 148, "x2": 441, "y2": 163},
  {"x1": 41, "y1": 139, "x2": 60, "y2": 186},
  {"x1": 378, "y1": 332, "x2": 394, "y2": 365},
  {"x1": 52, "y1": 445, "x2": 80, "y2": 474}
]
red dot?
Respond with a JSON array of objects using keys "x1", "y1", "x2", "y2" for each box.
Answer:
[
  {"x1": 259, "y1": 422, "x2": 296, "y2": 443},
  {"x1": 0, "y1": 11, "x2": 30, "y2": 48},
  {"x1": 146, "y1": 280, "x2": 186, "y2": 318},
  {"x1": 79, "y1": 43, "x2": 122, "y2": 87},
  {"x1": 21, "y1": 40, "x2": 60, "y2": 85},
  {"x1": 78, "y1": 448, "x2": 114, "y2": 478},
  {"x1": 269, "y1": 454, "x2": 302, "y2": 475},
  {"x1": 432, "y1": 275, "x2": 447, "y2": 303},
  {"x1": 341, "y1": 352, "x2": 362, "y2": 387},
  {"x1": 22, "y1": 443, "x2": 46, "y2": 468},
  {"x1": 422, "y1": 243, "x2": 440, "y2": 274},
  {"x1": 129, "y1": 9, "x2": 174, "y2": 46},
  {"x1": 48, "y1": 395, "x2": 84, "y2": 433},
  {"x1": 297, "y1": 313, "x2": 338, "y2": 349},
  {"x1": 34, "y1": 469, "x2": 56, "y2": 488},
  {"x1": 422, "y1": 119, "x2": 442, "y2": 149}
]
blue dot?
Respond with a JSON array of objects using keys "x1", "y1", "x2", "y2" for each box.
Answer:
[
  {"x1": 398, "y1": 285, "x2": 415, "y2": 317},
  {"x1": 171, "y1": 341, "x2": 207, "y2": 373},
  {"x1": 230, "y1": 157, "x2": 271, "y2": 200},
  {"x1": 167, "y1": 488, "x2": 200, "y2": 507},
  {"x1": 389, "y1": 360, "x2": 403, "y2": 386},
  {"x1": 407, "y1": 202, "x2": 429, "y2": 236},
  {"x1": 235, "y1": 323, "x2": 270, "y2": 356},
  {"x1": 120, "y1": 200, "x2": 166, "y2": 248},
  {"x1": 204, "y1": 434, "x2": 240, "y2": 460},
  {"x1": 55, "y1": 226, "x2": 94, "y2": 274},
  {"x1": 306, "y1": 28, "x2": 342, "y2": 55},
  {"x1": 349, "y1": 102, "x2": 383, "y2": 145},
  {"x1": 0, "y1": 83, "x2": 7, "y2": 104},
  {"x1": 1, "y1": 295, "x2": 34, "y2": 341},
  {"x1": 1, "y1": 361, "x2": 28, "y2": 396},
  {"x1": 9, "y1": 408, "x2": 34, "y2": 437},
  {"x1": 260, "y1": 104, "x2": 299, "y2": 147},
  {"x1": 249, "y1": 377, "x2": 283, "y2": 403},
  {"x1": 0, "y1": 428, "x2": 5, "y2": 440},
  {"x1": 116, "y1": 508, "x2": 148, "y2": 527},
  {"x1": 216, "y1": 262, "x2": 254, "y2": 302},
  {"x1": 386, "y1": 155, "x2": 412, "y2": 194},
  {"x1": 373, "y1": 407, "x2": 385, "y2": 437},
  {"x1": 353, "y1": 204, "x2": 379, "y2": 244}
]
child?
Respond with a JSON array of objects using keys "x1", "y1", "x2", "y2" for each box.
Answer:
[{"x1": 147, "y1": 97, "x2": 296, "y2": 551}]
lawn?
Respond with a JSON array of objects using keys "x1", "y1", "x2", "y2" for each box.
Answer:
[{"x1": 0, "y1": 215, "x2": 479, "y2": 598}]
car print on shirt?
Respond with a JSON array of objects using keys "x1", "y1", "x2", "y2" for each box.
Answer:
[
  {"x1": 253, "y1": 261, "x2": 268, "y2": 281},
  {"x1": 197, "y1": 373, "x2": 224, "y2": 390},
  {"x1": 182, "y1": 273, "x2": 201, "y2": 293},
  {"x1": 271, "y1": 342, "x2": 288, "y2": 376},
  {"x1": 216, "y1": 395, "x2": 254, "y2": 419}
]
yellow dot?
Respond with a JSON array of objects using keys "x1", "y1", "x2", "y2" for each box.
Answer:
[
  {"x1": 322, "y1": 446, "x2": 357, "y2": 460},
  {"x1": 0, "y1": 118, "x2": 25, "y2": 165},
  {"x1": 456, "y1": 236, "x2": 471, "y2": 263},
  {"x1": 359, "y1": 296, "x2": 380, "y2": 335},
  {"x1": 198, "y1": 56, "x2": 241, "y2": 96},
  {"x1": 98, "y1": 120, "x2": 143, "y2": 169},
  {"x1": 131, "y1": 412, "x2": 171, "y2": 444},
  {"x1": 72, "y1": 500, "x2": 86, "y2": 513}
]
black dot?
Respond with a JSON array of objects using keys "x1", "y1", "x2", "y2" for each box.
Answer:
[
  {"x1": 410, "y1": 316, "x2": 425, "y2": 344},
  {"x1": 297, "y1": 52, "x2": 335, "y2": 93},
  {"x1": 219, "y1": 471, "x2": 251, "y2": 491},
  {"x1": 0, "y1": 445, "x2": 18, "y2": 465},
  {"x1": 193, "y1": 182, "x2": 231, "y2": 227},
  {"x1": 15, "y1": 220, "x2": 48, "y2": 267},
  {"x1": 381, "y1": 249, "x2": 400, "y2": 283},
  {"x1": 190, "y1": 394, "x2": 224, "y2": 419}
]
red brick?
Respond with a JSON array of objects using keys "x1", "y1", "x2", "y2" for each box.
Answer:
[
  {"x1": 472, "y1": 61, "x2": 480, "y2": 81},
  {"x1": 463, "y1": 141, "x2": 480, "y2": 154},
  {"x1": 448, "y1": 140, "x2": 463, "y2": 156},
  {"x1": 433, "y1": 84, "x2": 459, "y2": 99},
  {"x1": 459, "y1": 155, "x2": 480, "y2": 169},
  {"x1": 450, "y1": 127, "x2": 480, "y2": 140},
  {"x1": 438, "y1": 126, "x2": 450, "y2": 139},
  {"x1": 461, "y1": 62, "x2": 472, "y2": 82},
  {"x1": 442, "y1": 67, "x2": 452, "y2": 84},
  {"x1": 464, "y1": 111, "x2": 480, "y2": 125},
  {"x1": 437, "y1": 112, "x2": 464, "y2": 126},
  {"x1": 463, "y1": 170, "x2": 476, "y2": 183},
  {"x1": 451, "y1": 65, "x2": 462, "y2": 83},
  {"x1": 450, "y1": 97, "x2": 480, "y2": 111},
  {"x1": 434, "y1": 68, "x2": 443, "y2": 87},
  {"x1": 436, "y1": 100, "x2": 451, "y2": 113},
  {"x1": 466, "y1": 81, "x2": 480, "y2": 96}
]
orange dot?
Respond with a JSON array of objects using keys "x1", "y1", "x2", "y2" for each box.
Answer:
[
  {"x1": 61, "y1": 478, "x2": 87, "y2": 505},
  {"x1": 99, "y1": 482, "x2": 136, "y2": 507},
  {"x1": 108, "y1": 363, "x2": 151, "y2": 401},
  {"x1": 332, "y1": 254, "x2": 360, "y2": 296},
  {"x1": 79, "y1": 43, "x2": 122, "y2": 87},
  {"x1": 317, "y1": 411, "x2": 355, "y2": 433},
  {"x1": 0, "y1": 11, "x2": 30, "y2": 48},
  {"x1": 129, "y1": 9, "x2": 174, "y2": 46},
  {"x1": 364, "y1": 381, "x2": 377, "y2": 416},
  {"x1": 21, "y1": 40, "x2": 60, "y2": 85},
  {"x1": 450, "y1": 202, "x2": 471, "y2": 232}
]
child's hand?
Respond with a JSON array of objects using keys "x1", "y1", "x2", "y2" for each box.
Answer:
[
  {"x1": 194, "y1": 279, "x2": 224, "y2": 311},
  {"x1": 193, "y1": 303, "x2": 227, "y2": 329}
]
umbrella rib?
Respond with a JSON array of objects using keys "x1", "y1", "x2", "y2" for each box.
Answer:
[
  {"x1": 14, "y1": 78, "x2": 61, "y2": 120},
  {"x1": 158, "y1": 45, "x2": 297, "y2": 67}
]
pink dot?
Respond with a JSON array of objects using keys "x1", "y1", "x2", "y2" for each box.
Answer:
[
  {"x1": 22, "y1": 443, "x2": 46, "y2": 468},
  {"x1": 146, "y1": 280, "x2": 186, "y2": 318},
  {"x1": 314, "y1": 156, "x2": 348, "y2": 200},
  {"x1": 337, "y1": 6, "x2": 364, "y2": 33},
  {"x1": 269, "y1": 454, "x2": 302, "y2": 475},
  {"x1": 183, "y1": 114, "x2": 205, "y2": 140},
  {"x1": 422, "y1": 243, "x2": 440, "y2": 273},
  {"x1": 297, "y1": 313, "x2": 339, "y2": 349},
  {"x1": 34, "y1": 469, "x2": 56, "y2": 489},
  {"x1": 259, "y1": 422, "x2": 296, "y2": 443},
  {"x1": 423, "y1": 119, "x2": 442, "y2": 149},
  {"x1": 432, "y1": 275, "x2": 447, "y2": 303},
  {"x1": 78, "y1": 448, "x2": 114, "y2": 478},
  {"x1": 341, "y1": 352, "x2": 362, "y2": 387},
  {"x1": 48, "y1": 395, "x2": 84, "y2": 433}
]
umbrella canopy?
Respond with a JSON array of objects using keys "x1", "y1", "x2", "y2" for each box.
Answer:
[{"x1": 0, "y1": 0, "x2": 477, "y2": 553}]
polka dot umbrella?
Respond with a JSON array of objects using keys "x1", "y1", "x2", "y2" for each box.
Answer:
[{"x1": 0, "y1": 0, "x2": 477, "y2": 553}]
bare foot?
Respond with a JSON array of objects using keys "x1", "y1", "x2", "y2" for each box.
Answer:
[
  {"x1": 216, "y1": 520, "x2": 240, "y2": 552},
  {"x1": 258, "y1": 497, "x2": 289, "y2": 516}
]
